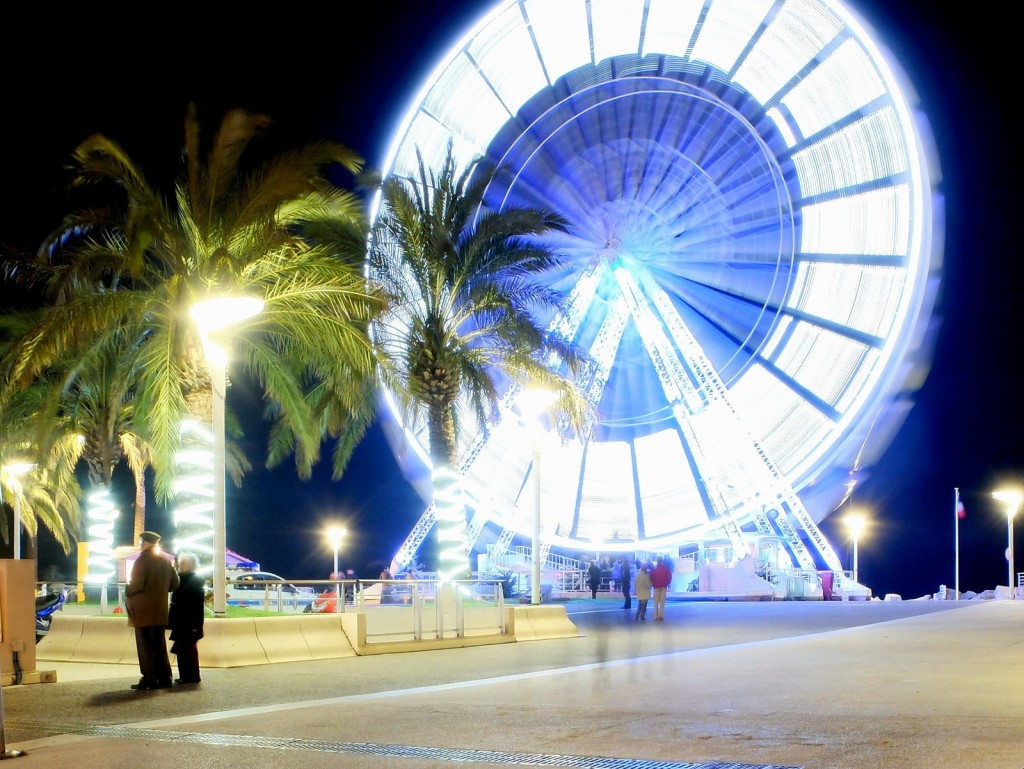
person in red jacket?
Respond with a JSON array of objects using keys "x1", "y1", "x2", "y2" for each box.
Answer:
[
  {"x1": 126, "y1": 531, "x2": 179, "y2": 690},
  {"x1": 650, "y1": 555, "x2": 672, "y2": 621}
]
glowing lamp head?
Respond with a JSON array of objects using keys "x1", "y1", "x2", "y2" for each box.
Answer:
[
  {"x1": 3, "y1": 461, "x2": 34, "y2": 478},
  {"x1": 326, "y1": 526, "x2": 347, "y2": 550},
  {"x1": 190, "y1": 296, "x2": 265, "y2": 333},
  {"x1": 517, "y1": 388, "x2": 557, "y2": 422},
  {"x1": 844, "y1": 513, "x2": 866, "y2": 540},
  {"x1": 993, "y1": 490, "x2": 1023, "y2": 518}
]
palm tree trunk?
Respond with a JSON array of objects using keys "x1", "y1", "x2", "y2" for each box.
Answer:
[
  {"x1": 429, "y1": 400, "x2": 470, "y2": 581},
  {"x1": 83, "y1": 483, "x2": 119, "y2": 584},
  {"x1": 132, "y1": 465, "x2": 146, "y2": 543},
  {"x1": 174, "y1": 378, "x2": 215, "y2": 564}
]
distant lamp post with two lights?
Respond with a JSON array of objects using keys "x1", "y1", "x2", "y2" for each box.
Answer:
[
  {"x1": 992, "y1": 489, "x2": 1021, "y2": 599},
  {"x1": 326, "y1": 525, "x2": 347, "y2": 612},
  {"x1": 518, "y1": 389, "x2": 557, "y2": 605},
  {"x1": 189, "y1": 295, "x2": 264, "y2": 618},
  {"x1": 844, "y1": 512, "x2": 866, "y2": 584}
]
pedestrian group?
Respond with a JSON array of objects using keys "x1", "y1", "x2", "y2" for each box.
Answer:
[
  {"x1": 126, "y1": 530, "x2": 206, "y2": 691},
  {"x1": 586, "y1": 555, "x2": 674, "y2": 622}
]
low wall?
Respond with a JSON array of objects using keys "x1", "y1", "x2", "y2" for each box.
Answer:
[
  {"x1": 505, "y1": 604, "x2": 580, "y2": 641},
  {"x1": 698, "y1": 557, "x2": 787, "y2": 599},
  {"x1": 36, "y1": 604, "x2": 579, "y2": 669}
]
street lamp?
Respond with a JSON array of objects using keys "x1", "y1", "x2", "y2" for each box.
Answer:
[
  {"x1": 2, "y1": 461, "x2": 34, "y2": 560},
  {"x1": 518, "y1": 389, "x2": 557, "y2": 605},
  {"x1": 992, "y1": 490, "x2": 1021, "y2": 599},
  {"x1": 844, "y1": 513, "x2": 866, "y2": 584},
  {"x1": 326, "y1": 525, "x2": 346, "y2": 612},
  {"x1": 189, "y1": 295, "x2": 264, "y2": 618}
]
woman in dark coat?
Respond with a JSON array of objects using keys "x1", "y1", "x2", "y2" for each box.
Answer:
[{"x1": 168, "y1": 551, "x2": 206, "y2": 684}]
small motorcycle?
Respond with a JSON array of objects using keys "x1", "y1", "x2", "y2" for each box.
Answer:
[{"x1": 35, "y1": 588, "x2": 68, "y2": 643}]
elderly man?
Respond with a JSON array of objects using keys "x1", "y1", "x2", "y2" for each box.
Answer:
[{"x1": 126, "y1": 531, "x2": 179, "y2": 690}]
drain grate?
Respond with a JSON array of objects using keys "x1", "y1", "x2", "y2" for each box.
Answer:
[{"x1": 83, "y1": 726, "x2": 800, "y2": 768}]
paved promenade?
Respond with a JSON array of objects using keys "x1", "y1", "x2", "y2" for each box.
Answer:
[{"x1": 3, "y1": 598, "x2": 1021, "y2": 768}]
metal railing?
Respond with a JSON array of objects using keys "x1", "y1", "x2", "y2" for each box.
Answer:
[{"x1": 358, "y1": 579, "x2": 506, "y2": 644}]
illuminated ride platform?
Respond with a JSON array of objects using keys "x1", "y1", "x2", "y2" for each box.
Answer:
[{"x1": 371, "y1": 0, "x2": 942, "y2": 583}]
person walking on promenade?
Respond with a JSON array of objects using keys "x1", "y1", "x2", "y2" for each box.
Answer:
[
  {"x1": 587, "y1": 559, "x2": 603, "y2": 598},
  {"x1": 168, "y1": 551, "x2": 205, "y2": 685},
  {"x1": 379, "y1": 566, "x2": 397, "y2": 604},
  {"x1": 126, "y1": 531, "x2": 179, "y2": 690},
  {"x1": 619, "y1": 558, "x2": 632, "y2": 610},
  {"x1": 634, "y1": 563, "x2": 652, "y2": 621},
  {"x1": 345, "y1": 567, "x2": 358, "y2": 601},
  {"x1": 650, "y1": 555, "x2": 672, "y2": 621}
]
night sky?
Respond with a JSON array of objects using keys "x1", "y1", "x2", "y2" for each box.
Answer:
[{"x1": 4, "y1": 2, "x2": 1019, "y2": 599}]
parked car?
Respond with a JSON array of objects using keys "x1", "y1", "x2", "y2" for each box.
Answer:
[{"x1": 223, "y1": 571, "x2": 315, "y2": 613}]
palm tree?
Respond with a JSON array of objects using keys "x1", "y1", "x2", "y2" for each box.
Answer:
[
  {"x1": 43, "y1": 331, "x2": 254, "y2": 543},
  {"x1": 35, "y1": 332, "x2": 152, "y2": 538},
  {"x1": 2, "y1": 304, "x2": 256, "y2": 575},
  {"x1": 2, "y1": 104, "x2": 386, "y2": 563},
  {"x1": 0, "y1": 359, "x2": 82, "y2": 556},
  {"x1": 0, "y1": 455, "x2": 81, "y2": 559},
  {"x1": 369, "y1": 144, "x2": 589, "y2": 581}
]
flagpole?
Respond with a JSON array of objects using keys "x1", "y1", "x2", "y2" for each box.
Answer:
[{"x1": 954, "y1": 487, "x2": 960, "y2": 600}]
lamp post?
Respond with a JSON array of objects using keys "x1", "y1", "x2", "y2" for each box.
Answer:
[
  {"x1": 844, "y1": 513, "x2": 866, "y2": 584},
  {"x1": 518, "y1": 389, "x2": 556, "y2": 605},
  {"x1": 2, "y1": 462, "x2": 33, "y2": 560},
  {"x1": 992, "y1": 490, "x2": 1021, "y2": 599},
  {"x1": 189, "y1": 295, "x2": 264, "y2": 618},
  {"x1": 326, "y1": 525, "x2": 346, "y2": 612}
]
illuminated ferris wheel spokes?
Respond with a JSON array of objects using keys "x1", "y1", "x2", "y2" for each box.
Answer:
[
  {"x1": 623, "y1": 264, "x2": 840, "y2": 569},
  {"x1": 379, "y1": 0, "x2": 940, "y2": 574}
]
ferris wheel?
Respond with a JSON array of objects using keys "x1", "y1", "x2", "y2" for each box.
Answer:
[{"x1": 370, "y1": 0, "x2": 941, "y2": 572}]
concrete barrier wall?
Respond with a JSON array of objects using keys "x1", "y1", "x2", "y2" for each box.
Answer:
[
  {"x1": 71, "y1": 616, "x2": 138, "y2": 664},
  {"x1": 36, "y1": 604, "x2": 577, "y2": 667},
  {"x1": 41, "y1": 613, "x2": 359, "y2": 667},
  {"x1": 253, "y1": 616, "x2": 315, "y2": 663},
  {"x1": 506, "y1": 605, "x2": 580, "y2": 641},
  {"x1": 298, "y1": 614, "x2": 357, "y2": 659},
  {"x1": 200, "y1": 618, "x2": 269, "y2": 667},
  {"x1": 35, "y1": 614, "x2": 85, "y2": 661}
]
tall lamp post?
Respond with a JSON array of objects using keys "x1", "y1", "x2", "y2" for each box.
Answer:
[
  {"x1": 189, "y1": 296, "x2": 264, "y2": 618},
  {"x1": 326, "y1": 525, "x2": 346, "y2": 612},
  {"x1": 992, "y1": 490, "x2": 1021, "y2": 599},
  {"x1": 518, "y1": 390, "x2": 556, "y2": 605},
  {"x1": 2, "y1": 461, "x2": 34, "y2": 560},
  {"x1": 844, "y1": 513, "x2": 866, "y2": 584}
]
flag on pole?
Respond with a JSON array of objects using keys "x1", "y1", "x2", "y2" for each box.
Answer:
[{"x1": 955, "y1": 488, "x2": 963, "y2": 600}]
